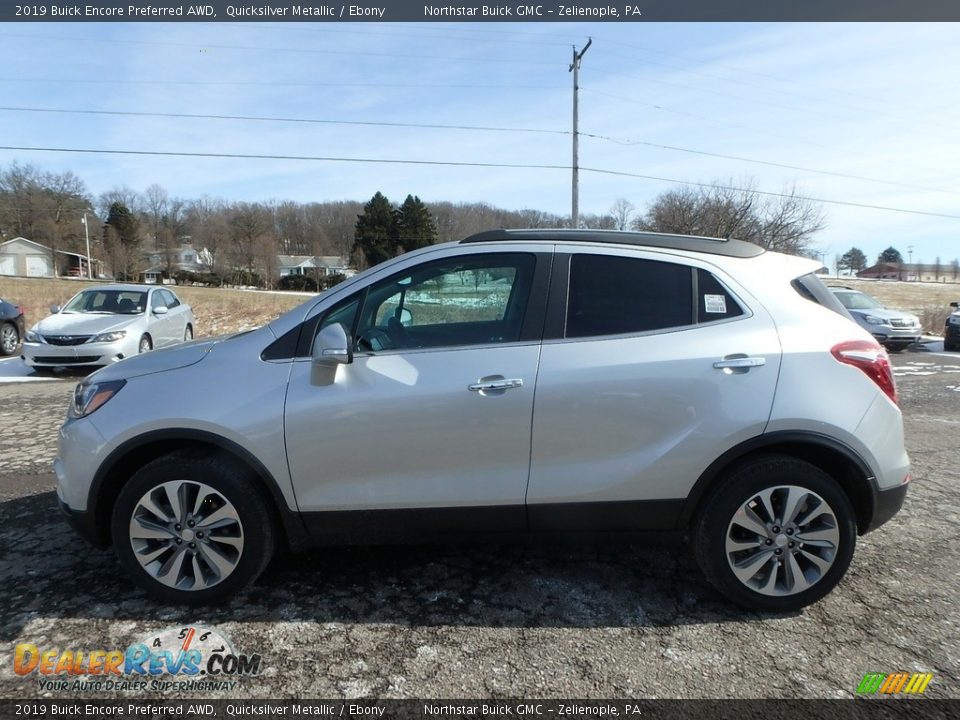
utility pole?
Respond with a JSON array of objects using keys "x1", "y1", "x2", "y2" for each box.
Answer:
[
  {"x1": 569, "y1": 37, "x2": 592, "y2": 229},
  {"x1": 81, "y1": 212, "x2": 92, "y2": 279}
]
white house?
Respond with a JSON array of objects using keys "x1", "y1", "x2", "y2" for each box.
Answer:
[
  {"x1": 277, "y1": 255, "x2": 353, "y2": 280},
  {"x1": 141, "y1": 240, "x2": 213, "y2": 283}
]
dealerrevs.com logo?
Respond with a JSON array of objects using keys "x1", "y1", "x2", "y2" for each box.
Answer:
[{"x1": 13, "y1": 625, "x2": 261, "y2": 693}]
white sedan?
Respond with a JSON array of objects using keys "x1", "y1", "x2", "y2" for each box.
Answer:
[{"x1": 22, "y1": 284, "x2": 194, "y2": 372}]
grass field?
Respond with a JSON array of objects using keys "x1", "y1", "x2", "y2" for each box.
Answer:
[
  {"x1": 0, "y1": 277, "x2": 308, "y2": 338},
  {"x1": 1, "y1": 274, "x2": 957, "y2": 340}
]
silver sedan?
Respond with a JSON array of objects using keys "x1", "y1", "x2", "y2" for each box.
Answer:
[{"x1": 22, "y1": 284, "x2": 194, "y2": 372}]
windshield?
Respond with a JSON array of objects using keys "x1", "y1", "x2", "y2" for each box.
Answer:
[
  {"x1": 62, "y1": 289, "x2": 147, "y2": 315},
  {"x1": 832, "y1": 290, "x2": 884, "y2": 311}
]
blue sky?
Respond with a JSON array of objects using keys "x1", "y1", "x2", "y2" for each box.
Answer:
[{"x1": 1, "y1": 21, "x2": 958, "y2": 265}]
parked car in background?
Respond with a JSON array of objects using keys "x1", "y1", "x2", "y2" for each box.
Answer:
[
  {"x1": 945, "y1": 301, "x2": 960, "y2": 352},
  {"x1": 0, "y1": 297, "x2": 26, "y2": 356},
  {"x1": 829, "y1": 287, "x2": 921, "y2": 352},
  {"x1": 56, "y1": 230, "x2": 908, "y2": 612},
  {"x1": 22, "y1": 285, "x2": 194, "y2": 372}
]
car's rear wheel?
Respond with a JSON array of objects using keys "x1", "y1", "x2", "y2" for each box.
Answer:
[
  {"x1": 694, "y1": 455, "x2": 856, "y2": 612},
  {"x1": 944, "y1": 339, "x2": 958, "y2": 352},
  {"x1": 0, "y1": 322, "x2": 19, "y2": 356},
  {"x1": 111, "y1": 453, "x2": 276, "y2": 604},
  {"x1": 138, "y1": 334, "x2": 152, "y2": 353}
]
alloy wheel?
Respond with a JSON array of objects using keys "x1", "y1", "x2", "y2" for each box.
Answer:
[
  {"x1": 128, "y1": 480, "x2": 245, "y2": 591},
  {"x1": 0, "y1": 324, "x2": 17, "y2": 354},
  {"x1": 725, "y1": 485, "x2": 840, "y2": 597}
]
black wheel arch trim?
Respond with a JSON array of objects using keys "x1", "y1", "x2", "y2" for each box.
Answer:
[
  {"x1": 679, "y1": 430, "x2": 884, "y2": 535},
  {"x1": 87, "y1": 428, "x2": 308, "y2": 549}
]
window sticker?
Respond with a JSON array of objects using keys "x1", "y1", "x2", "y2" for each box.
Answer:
[{"x1": 704, "y1": 294, "x2": 727, "y2": 314}]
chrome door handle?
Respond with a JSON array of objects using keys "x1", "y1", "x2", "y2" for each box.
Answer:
[
  {"x1": 713, "y1": 356, "x2": 766, "y2": 370},
  {"x1": 468, "y1": 378, "x2": 523, "y2": 392}
]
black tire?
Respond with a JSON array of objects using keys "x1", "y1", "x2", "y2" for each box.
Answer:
[
  {"x1": 0, "y1": 321, "x2": 19, "y2": 356},
  {"x1": 885, "y1": 342, "x2": 908, "y2": 353},
  {"x1": 184, "y1": 324, "x2": 193, "y2": 341},
  {"x1": 111, "y1": 453, "x2": 276, "y2": 605},
  {"x1": 138, "y1": 334, "x2": 152, "y2": 353},
  {"x1": 944, "y1": 339, "x2": 958, "y2": 352},
  {"x1": 693, "y1": 455, "x2": 856, "y2": 612}
]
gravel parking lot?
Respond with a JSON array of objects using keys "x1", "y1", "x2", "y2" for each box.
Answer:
[{"x1": 0, "y1": 349, "x2": 957, "y2": 700}]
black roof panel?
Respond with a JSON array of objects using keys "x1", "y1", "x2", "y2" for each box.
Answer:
[{"x1": 459, "y1": 228, "x2": 765, "y2": 258}]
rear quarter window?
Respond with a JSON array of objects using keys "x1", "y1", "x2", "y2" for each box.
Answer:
[{"x1": 792, "y1": 273, "x2": 853, "y2": 320}]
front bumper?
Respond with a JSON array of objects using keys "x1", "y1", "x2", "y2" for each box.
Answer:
[
  {"x1": 870, "y1": 326, "x2": 922, "y2": 344},
  {"x1": 58, "y1": 495, "x2": 108, "y2": 548},
  {"x1": 22, "y1": 339, "x2": 132, "y2": 367}
]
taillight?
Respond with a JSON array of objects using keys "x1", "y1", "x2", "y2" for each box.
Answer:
[{"x1": 831, "y1": 340, "x2": 898, "y2": 404}]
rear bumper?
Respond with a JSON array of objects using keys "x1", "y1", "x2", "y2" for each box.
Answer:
[{"x1": 865, "y1": 482, "x2": 908, "y2": 533}]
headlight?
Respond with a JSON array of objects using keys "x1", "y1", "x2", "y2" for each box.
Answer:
[
  {"x1": 25, "y1": 330, "x2": 44, "y2": 343},
  {"x1": 70, "y1": 379, "x2": 126, "y2": 419},
  {"x1": 91, "y1": 330, "x2": 127, "y2": 343},
  {"x1": 864, "y1": 315, "x2": 885, "y2": 325}
]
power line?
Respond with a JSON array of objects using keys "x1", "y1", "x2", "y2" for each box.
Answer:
[
  {"x1": 242, "y1": 22, "x2": 572, "y2": 48},
  {"x1": 0, "y1": 106, "x2": 569, "y2": 137},
  {"x1": 578, "y1": 167, "x2": 960, "y2": 221},
  {"x1": 579, "y1": 131, "x2": 960, "y2": 196},
  {"x1": 589, "y1": 46, "x2": 945, "y2": 129},
  {"x1": 0, "y1": 77, "x2": 566, "y2": 90},
  {"x1": 0, "y1": 32, "x2": 559, "y2": 67},
  {"x1": 2, "y1": 144, "x2": 958, "y2": 221},
  {"x1": 595, "y1": 34, "x2": 959, "y2": 115},
  {"x1": 581, "y1": 87, "x2": 952, "y2": 179},
  {"x1": 5, "y1": 104, "x2": 957, "y2": 196}
]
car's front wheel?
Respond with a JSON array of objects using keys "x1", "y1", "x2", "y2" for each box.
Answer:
[
  {"x1": 111, "y1": 453, "x2": 276, "y2": 604},
  {"x1": 694, "y1": 455, "x2": 856, "y2": 612},
  {"x1": 184, "y1": 324, "x2": 193, "y2": 341},
  {"x1": 0, "y1": 322, "x2": 19, "y2": 356},
  {"x1": 138, "y1": 334, "x2": 152, "y2": 354}
]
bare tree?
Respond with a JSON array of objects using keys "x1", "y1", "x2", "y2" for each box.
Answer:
[
  {"x1": 636, "y1": 180, "x2": 825, "y2": 256},
  {"x1": 609, "y1": 198, "x2": 635, "y2": 231}
]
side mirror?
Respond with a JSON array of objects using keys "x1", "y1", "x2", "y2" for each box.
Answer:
[
  {"x1": 312, "y1": 323, "x2": 353, "y2": 366},
  {"x1": 950, "y1": 302, "x2": 958, "y2": 308},
  {"x1": 49, "y1": 304, "x2": 60, "y2": 315},
  {"x1": 153, "y1": 305, "x2": 168, "y2": 315}
]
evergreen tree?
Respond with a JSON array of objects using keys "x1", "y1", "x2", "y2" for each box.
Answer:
[
  {"x1": 396, "y1": 194, "x2": 437, "y2": 253},
  {"x1": 105, "y1": 201, "x2": 140, "y2": 247},
  {"x1": 353, "y1": 192, "x2": 397, "y2": 267},
  {"x1": 879, "y1": 246, "x2": 903, "y2": 264},
  {"x1": 838, "y1": 247, "x2": 867, "y2": 274}
]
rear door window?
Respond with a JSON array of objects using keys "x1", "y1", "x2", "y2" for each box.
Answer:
[{"x1": 566, "y1": 254, "x2": 693, "y2": 338}]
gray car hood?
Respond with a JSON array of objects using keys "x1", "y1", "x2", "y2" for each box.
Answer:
[
  {"x1": 848, "y1": 307, "x2": 917, "y2": 321},
  {"x1": 89, "y1": 338, "x2": 218, "y2": 382},
  {"x1": 34, "y1": 312, "x2": 139, "y2": 336}
]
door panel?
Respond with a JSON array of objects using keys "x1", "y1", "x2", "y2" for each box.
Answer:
[
  {"x1": 527, "y1": 251, "x2": 781, "y2": 530},
  {"x1": 284, "y1": 344, "x2": 541, "y2": 517}
]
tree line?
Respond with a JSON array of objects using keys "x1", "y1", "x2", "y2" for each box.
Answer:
[{"x1": 1, "y1": 160, "x2": 833, "y2": 287}]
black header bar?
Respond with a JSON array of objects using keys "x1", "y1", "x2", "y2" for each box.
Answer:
[{"x1": 3, "y1": 0, "x2": 960, "y2": 22}]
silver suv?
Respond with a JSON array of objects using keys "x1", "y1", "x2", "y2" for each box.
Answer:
[
  {"x1": 829, "y1": 287, "x2": 921, "y2": 352},
  {"x1": 55, "y1": 230, "x2": 910, "y2": 611}
]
